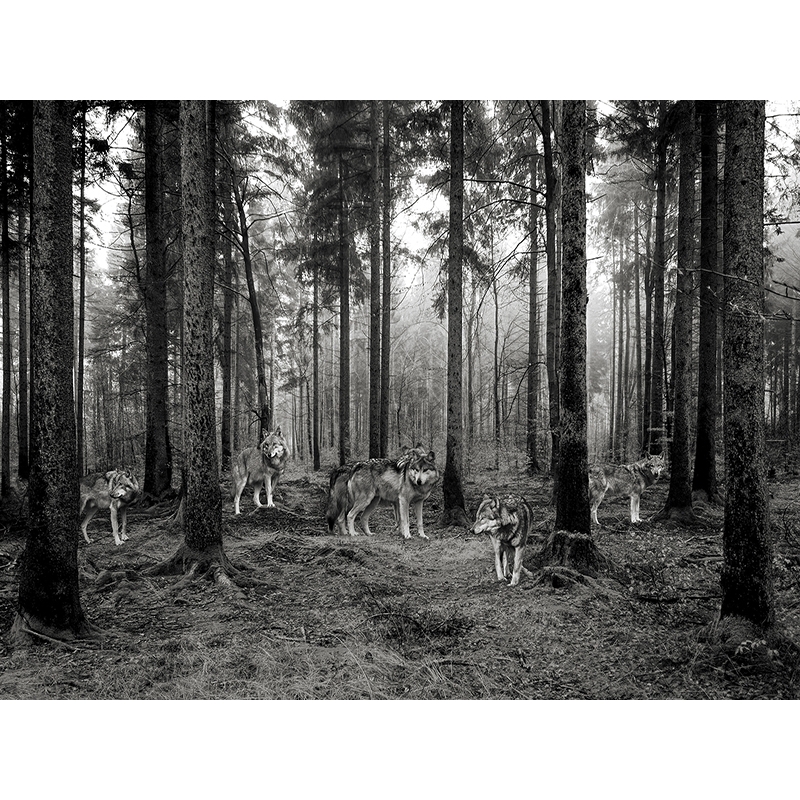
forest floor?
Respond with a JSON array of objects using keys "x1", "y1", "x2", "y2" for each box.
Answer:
[{"x1": 1, "y1": 461, "x2": 800, "y2": 700}]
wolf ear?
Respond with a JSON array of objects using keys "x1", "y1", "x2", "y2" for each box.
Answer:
[
  {"x1": 274, "y1": 426, "x2": 281, "y2": 436},
  {"x1": 427, "y1": 450, "x2": 435, "y2": 461},
  {"x1": 105, "y1": 470, "x2": 116, "y2": 481}
]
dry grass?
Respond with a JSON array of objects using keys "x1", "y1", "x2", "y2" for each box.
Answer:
[{"x1": 1, "y1": 463, "x2": 799, "y2": 700}]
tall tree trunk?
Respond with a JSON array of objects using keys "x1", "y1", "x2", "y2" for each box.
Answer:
[
  {"x1": 10, "y1": 100, "x2": 97, "y2": 644},
  {"x1": 75, "y1": 103, "x2": 87, "y2": 479},
  {"x1": 16, "y1": 119, "x2": 29, "y2": 481},
  {"x1": 219, "y1": 104, "x2": 235, "y2": 472},
  {"x1": 693, "y1": 100, "x2": 721, "y2": 502},
  {"x1": 720, "y1": 100, "x2": 773, "y2": 629},
  {"x1": 441, "y1": 100, "x2": 468, "y2": 526},
  {"x1": 369, "y1": 101, "x2": 381, "y2": 458},
  {"x1": 633, "y1": 203, "x2": 643, "y2": 455},
  {"x1": 649, "y1": 100, "x2": 668, "y2": 456},
  {"x1": 657, "y1": 101, "x2": 696, "y2": 522},
  {"x1": 143, "y1": 100, "x2": 173, "y2": 497},
  {"x1": 526, "y1": 139, "x2": 541, "y2": 475},
  {"x1": 1, "y1": 102, "x2": 10, "y2": 497},
  {"x1": 555, "y1": 100, "x2": 590, "y2": 534},
  {"x1": 338, "y1": 152, "x2": 351, "y2": 465},
  {"x1": 233, "y1": 178, "x2": 269, "y2": 442},
  {"x1": 542, "y1": 100, "x2": 561, "y2": 484},
  {"x1": 380, "y1": 101, "x2": 391, "y2": 457}
]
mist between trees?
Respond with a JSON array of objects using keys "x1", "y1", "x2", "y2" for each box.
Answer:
[{"x1": 1, "y1": 100, "x2": 798, "y2": 493}]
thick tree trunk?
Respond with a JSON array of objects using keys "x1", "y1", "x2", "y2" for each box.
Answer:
[
  {"x1": 369, "y1": 101, "x2": 381, "y2": 458},
  {"x1": 16, "y1": 124, "x2": 29, "y2": 481},
  {"x1": 143, "y1": 100, "x2": 173, "y2": 498},
  {"x1": 542, "y1": 100, "x2": 561, "y2": 485},
  {"x1": 178, "y1": 100, "x2": 222, "y2": 554},
  {"x1": 219, "y1": 105, "x2": 235, "y2": 473},
  {"x1": 1, "y1": 102, "x2": 10, "y2": 498},
  {"x1": 693, "y1": 100, "x2": 721, "y2": 503},
  {"x1": 11, "y1": 100, "x2": 97, "y2": 645},
  {"x1": 657, "y1": 101, "x2": 696, "y2": 523},
  {"x1": 312, "y1": 249, "x2": 321, "y2": 471},
  {"x1": 380, "y1": 101, "x2": 391, "y2": 458},
  {"x1": 441, "y1": 100, "x2": 468, "y2": 526},
  {"x1": 555, "y1": 100, "x2": 591, "y2": 535},
  {"x1": 720, "y1": 100, "x2": 774, "y2": 630},
  {"x1": 338, "y1": 152, "x2": 351, "y2": 464},
  {"x1": 649, "y1": 100, "x2": 668, "y2": 456}
]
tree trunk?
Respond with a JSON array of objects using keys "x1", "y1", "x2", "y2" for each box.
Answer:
[
  {"x1": 143, "y1": 100, "x2": 173, "y2": 498},
  {"x1": 312, "y1": 245, "x2": 321, "y2": 471},
  {"x1": 233, "y1": 176, "x2": 269, "y2": 442},
  {"x1": 1, "y1": 102, "x2": 10, "y2": 497},
  {"x1": 178, "y1": 100, "x2": 222, "y2": 553},
  {"x1": 16, "y1": 118, "x2": 29, "y2": 481},
  {"x1": 542, "y1": 100, "x2": 561, "y2": 484},
  {"x1": 441, "y1": 100, "x2": 468, "y2": 526},
  {"x1": 693, "y1": 100, "x2": 721, "y2": 502},
  {"x1": 379, "y1": 101, "x2": 391, "y2": 458},
  {"x1": 555, "y1": 100, "x2": 591, "y2": 535},
  {"x1": 720, "y1": 100, "x2": 774, "y2": 630},
  {"x1": 649, "y1": 100, "x2": 668, "y2": 456},
  {"x1": 368, "y1": 101, "x2": 382, "y2": 458},
  {"x1": 10, "y1": 100, "x2": 98, "y2": 645},
  {"x1": 338, "y1": 151, "x2": 351, "y2": 465},
  {"x1": 527, "y1": 138, "x2": 541, "y2": 475},
  {"x1": 656, "y1": 101, "x2": 696, "y2": 523}
]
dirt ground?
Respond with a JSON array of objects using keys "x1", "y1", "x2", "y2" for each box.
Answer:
[{"x1": 1, "y1": 462, "x2": 800, "y2": 700}]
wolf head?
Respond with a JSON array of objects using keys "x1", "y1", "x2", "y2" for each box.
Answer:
[
  {"x1": 472, "y1": 495, "x2": 520, "y2": 535},
  {"x1": 105, "y1": 468, "x2": 139, "y2": 503},
  {"x1": 644, "y1": 454, "x2": 665, "y2": 480},
  {"x1": 260, "y1": 427, "x2": 287, "y2": 462},
  {"x1": 403, "y1": 445, "x2": 439, "y2": 488}
]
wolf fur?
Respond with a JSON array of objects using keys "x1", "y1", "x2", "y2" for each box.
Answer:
[
  {"x1": 326, "y1": 461, "x2": 399, "y2": 536},
  {"x1": 232, "y1": 427, "x2": 288, "y2": 514},
  {"x1": 80, "y1": 468, "x2": 140, "y2": 546},
  {"x1": 589, "y1": 454, "x2": 664, "y2": 525},
  {"x1": 472, "y1": 494, "x2": 533, "y2": 586},
  {"x1": 339, "y1": 446, "x2": 439, "y2": 539}
]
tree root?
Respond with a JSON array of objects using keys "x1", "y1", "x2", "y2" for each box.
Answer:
[
  {"x1": 652, "y1": 503, "x2": 697, "y2": 524},
  {"x1": 143, "y1": 541, "x2": 275, "y2": 599},
  {"x1": 438, "y1": 507, "x2": 471, "y2": 530},
  {"x1": 529, "y1": 529, "x2": 625, "y2": 589},
  {"x1": 8, "y1": 609, "x2": 104, "y2": 648}
]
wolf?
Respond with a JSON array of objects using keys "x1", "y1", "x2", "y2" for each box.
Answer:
[
  {"x1": 342, "y1": 446, "x2": 439, "y2": 539},
  {"x1": 326, "y1": 461, "x2": 399, "y2": 536},
  {"x1": 232, "y1": 427, "x2": 289, "y2": 514},
  {"x1": 472, "y1": 494, "x2": 534, "y2": 586},
  {"x1": 80, "y1": 468, "x2": 140, "y2": 546},
  {"x1": 589, "y1": 453, "x2": 664, "y2": 525}
]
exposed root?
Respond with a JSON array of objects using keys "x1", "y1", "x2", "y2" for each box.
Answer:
[
  {"x1": 437, "y1": 506, "x2": 471, "y2": 530},
  {"x1": 8, "y1": 609, "x2": 104, "y2": 648},
  {"x1": 143, "y1": 540, "x2": 275, "y2": 597},
  {"x1": 529, "y1": 529, "x2": 624, "y2": 589},
  {"x1": 652, "y1": 503, "x2": 697, "y2": 524}
]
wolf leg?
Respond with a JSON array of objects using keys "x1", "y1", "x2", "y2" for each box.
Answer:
[
  {"x1": 110, "y1": 504, "x2": 123, "y2": 546},
  {"x1": 631, "y1": 493, "x2": 640, "y2": 523},
  {"x1": 491, "y1": 536, "x2": 505, "y2": 581},
  {"x1": 251, "y1": 480, "x2": 264, "y2": 509},
  {"x1": 398, "y1": 496, "x2": 411, "y2": 538},
  {"x1": 509, "y1": 546, "x2": 525, "y2": 586},
  {"x1": 265, "y1": 472, "x2": 276, "y2": 508},
  {"x1": 233, "y1": 475, "x2": 246, "y2": 515},
  {"x1": 347, "y1": 494, "x2": 371, "y2": 537},
  {"x1": 80, "y1": 505, "x2": 98, "y2": 544},
  {"x1": 412, "y1": 499, "x2": 428, "y2": 539},
  {"x1": 359, "y1": 496, "x2": 381, "y2": 536},
  {"x1": 119, "y1": 505, "x2": 129, "y2": 541},
  {"x1": 590, "y1": 493, "x2": 603, "y2": 526}
]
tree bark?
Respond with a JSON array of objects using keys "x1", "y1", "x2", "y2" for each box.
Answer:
[
  {"x1": 720, "y1": 100, "x2": 774, "y2": 630},
  {"x1": 656, "y1": 100, "x2": 696, "y2": 522},
  {"x1": 693, "y1": 100, "x2": 721, "y2": 502},
  {"x1": 338, "y1": 151, "x2": 351, "y2": 465},
  {"x1": 369, "y1": 100, "x2": 381, "y2": 458},
  {"x1": 11, "y1": 100, "x2": 97, "y2": 645},
  {"x1": 526, "y1": 137, "x2": 541, "y2": 474},
  {"x1": 16, "y1": 114, "x2": 30, "y2": 481},
  {"x1": 441, "y1": 100, "x2": 468, "y2": 525},
  {"x1": 143, "y1": 100, "x2": 173, "y2": 498},
  {"x1": 1, "y1": 102, "x2": 10, "y2": 497},
  {"x1": 380, "y1": 101, "x2": 391, "y2": 457},
  {"x1": 555, "y1": 100, "x2": 590, "y2": 535}
]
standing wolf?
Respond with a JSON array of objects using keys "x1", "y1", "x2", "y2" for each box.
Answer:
[
  {"x1": 80, "y1": 468, "x2": 140, "y2": 546},
  {"x1": 472, "y1": 494, "x2": 534, "y2": 586},
  {"x1": 589, "y1": 454, "x2": 664, "y2": 525},
  {"x1": 328, "y1": 446, "x2": 439, "y2": 539},
  {"x1": 232, "y1": 427, "x2": 288, "y2": 514}
]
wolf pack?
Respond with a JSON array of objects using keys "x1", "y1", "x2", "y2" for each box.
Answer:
[{"x1": 78, "y1": 425, "x2": 664, "y2": 587}]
